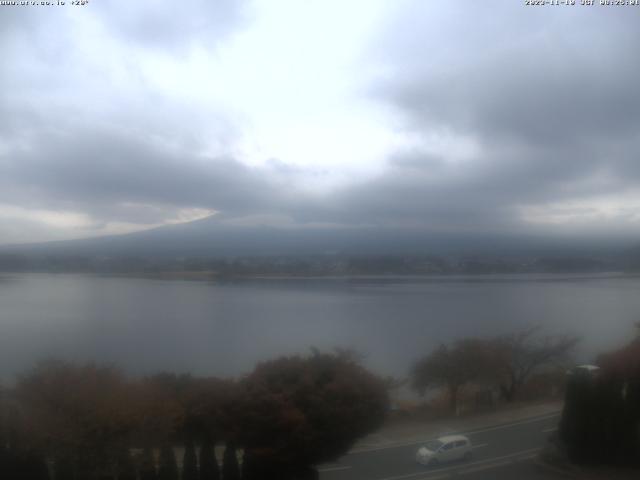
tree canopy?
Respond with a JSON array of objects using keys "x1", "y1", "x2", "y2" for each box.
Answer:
[
  {"x1": 16, "y1": 360, "x2": 139, "y2": 478},
  {"x1": 411, "y1": 327, "x2": 579, "y2": 411},
  {"x1": 4, "y1": 352, "x2": 389, "y2": 479},
  {"x1": 561, "y1": 327, "x2": 640, "y2": 466},
  {"x1": 493, "y1": 326, "x2": 578, "y2": 401},
  {"x1": 234, "y1": 351, "x2": 389, "y2": 477},
  {"x1": 411, "y1": 339, "x2": 496, "y2": 413}
]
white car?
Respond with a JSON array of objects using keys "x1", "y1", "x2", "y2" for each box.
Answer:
[{"x1": 416, "y1": 435, "x2": 473, "y2": 466}]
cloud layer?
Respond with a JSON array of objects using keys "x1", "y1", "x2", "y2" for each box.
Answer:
[{"x1": 2, "y1": 1, "x2": 640, "y2": 245}]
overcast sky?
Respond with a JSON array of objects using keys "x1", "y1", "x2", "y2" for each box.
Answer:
[{"x1": 1, "y1": 0, "x2": 640, "y2": 245}]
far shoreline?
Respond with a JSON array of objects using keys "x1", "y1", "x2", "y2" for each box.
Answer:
[{"x1": 2, "y1": 270, "x2": 637, "y2": 283}]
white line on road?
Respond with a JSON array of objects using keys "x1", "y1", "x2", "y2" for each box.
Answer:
[
  {"x1": 518, "y1": 453, "x2": 539, "y2": 460},
  {"x1": 542, "y1": 427, "x2": 557, "y2": 433},
  {"x1": 318, "y1": 465, "x2": 352, "y2": 473},
  {"x1": 456, "y1": 459, "x2": 512, "y2": 475},
  {"x1": 348, "y1": 412, "x2": 560, "y2": 455},
  {"x1": 456, "y1": 412, "x2": 560, "y2": 437},
  {"x1": 369, "y1": 447, "x2": 542, "y2": 480},
  {"x1": 472, "y1": 443, "x2": 488, "y2": 449},
  {"x1": 419, "y1": 451, "x2": 542, "y2": 479}
]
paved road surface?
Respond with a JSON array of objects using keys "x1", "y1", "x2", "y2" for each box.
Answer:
[{"x1": 319, "y1": 412, "x2": 562, "y2": 480}]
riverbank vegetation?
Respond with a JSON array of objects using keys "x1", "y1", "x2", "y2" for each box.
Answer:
[
  {"x1": 558, "y1": 325, "x2": 640, "y2": 467},
  {"x1": 410, "y1": 327, "x2": 578, "y2": 414},
  {"x1": 0, "y1": 350, "x2": 389, "y2": 480}
]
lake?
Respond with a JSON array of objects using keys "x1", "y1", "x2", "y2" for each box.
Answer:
[{"x1": 1, "y1": 272, "x2": 638, "y2": 383}]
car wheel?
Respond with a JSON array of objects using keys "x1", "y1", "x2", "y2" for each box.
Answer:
[{"x1": 463, "y1": 451, "x2": 472, "y2": 461}]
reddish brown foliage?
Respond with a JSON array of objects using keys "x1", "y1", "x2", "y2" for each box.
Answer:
[
  {"x1": 234, "y1": 351, "x2": 389, "y2": 473},
  {"x1": 598, "y1": 337, "x2": 640, "y2": 381}
]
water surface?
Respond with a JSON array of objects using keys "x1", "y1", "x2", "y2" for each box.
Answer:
[{"x1": 1, "y1": 273, "x2": 638, "y2": 383}]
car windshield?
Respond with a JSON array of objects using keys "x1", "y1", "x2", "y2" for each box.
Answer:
[{"x1": 424, "y1": 440, "x2": 444, "y2": 451}]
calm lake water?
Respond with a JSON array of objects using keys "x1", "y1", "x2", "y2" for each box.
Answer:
[{"x1": 1, "y1": 272, "x2": 639, "y2": 383}]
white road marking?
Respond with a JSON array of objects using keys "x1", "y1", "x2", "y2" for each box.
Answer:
[
  {"x1": 456, "y1": 412, "x2": 560, "y2": 437},
  {"x1": 456, "y1": 459, "x2": 512, "y2": 475},
  {"x1": 348, "y1": 412, "x2": 560, "y2": 455},
  {"x1": 517, "y1": 452, "x2": 539, "y2": 460},
  {"x1": 542, "y1": 427, "x2": 557, "y2": 433},
  {"x1": 318, "y1": 465, "x2": 352, "y2": 472},
  {"x1": 472, "y1": 443, "x2": 488, "y2": 449},
  {"x1": 369, "y1": 447, "x2": 541, "y2": 480}
]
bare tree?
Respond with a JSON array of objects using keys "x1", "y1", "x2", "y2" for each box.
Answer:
[
  {"x1": 411, "y1": 339, "x2": 495, "y2": 414},
  {"x1": 493, "y1": 326, "x2": 578, "y2": 402}
]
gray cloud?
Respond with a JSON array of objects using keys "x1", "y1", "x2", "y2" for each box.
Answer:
[
  {"x1": 340, "y1": 2, "x2": 640, "y2": 235},
  {"x1": 3, "y1": 1, "x2": 640, "y2": 245},
  {"x1": 0, "y1": 0, "x2": 265, "y2": 238},
  {"x1": 0, "y1": 125, "x2": 288, "y2": 225},
  {"x1": 378, "y1": 4, "x2": 640, "y2": 140},
  {"x1": 94, "y1": 0, "x2": 248, "y2": 50}
]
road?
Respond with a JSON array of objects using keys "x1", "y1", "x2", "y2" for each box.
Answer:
[{"x1": 319, "y1": 412, "x2": 562, "y2": 480}]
